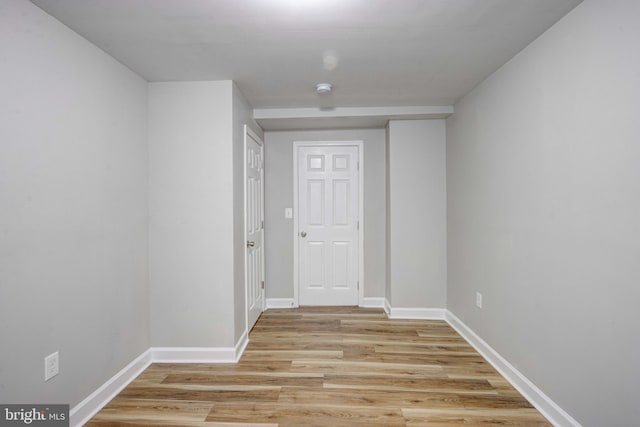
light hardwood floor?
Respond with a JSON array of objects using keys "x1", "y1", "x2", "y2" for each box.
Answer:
[{"x1": 87, "y1": 307, "x2": 551, "y2": 426}]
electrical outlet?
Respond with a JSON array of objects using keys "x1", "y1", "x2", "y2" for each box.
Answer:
[
  {"x1": 284, "y1": 208, "x2": 293, "y2": 219},
  {"x1": 44, "y1": 351, "x2": 59, "y2": 381},
  {"x1": 476, "y1": 292, "x2": 483, "y2": 308}
]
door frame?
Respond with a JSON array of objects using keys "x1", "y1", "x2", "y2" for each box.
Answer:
[
  {"x1": 292, "y1": 140, "x2": 364, "y2": 307},
  {"x1": 244, "y1": 124, "x2": 265, "y2": 332}
]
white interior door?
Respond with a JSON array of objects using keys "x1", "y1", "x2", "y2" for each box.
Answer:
[
  {"x1": 297, "y1": 145, "x2": 359, "y2": 305},
  {"x1": 245, "y1": 126, "x2": 264, "y2": 330}
]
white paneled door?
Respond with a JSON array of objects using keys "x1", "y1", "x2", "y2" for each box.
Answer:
[
  {"x1": 245, "y1": 126, "x2": 264, "y2": 331},
  {"x1": 297, "y1": 144, "x2": 360, "y2": 305}
]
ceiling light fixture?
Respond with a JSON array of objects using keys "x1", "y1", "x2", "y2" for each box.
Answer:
[{"x1": 316, "y1": 83, "x2": 332, "y2": 95}]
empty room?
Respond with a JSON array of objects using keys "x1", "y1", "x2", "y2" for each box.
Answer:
[{"x1": 1, "y1": 0, "x2": 638, "y2": 426}]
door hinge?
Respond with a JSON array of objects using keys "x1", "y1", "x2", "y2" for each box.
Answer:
[
  {"x1": 261, "y1": 220, "x2": 264, "y2": 230},
  {"x1": 357, "y1": 221, "x2": 359, "y2": 230},
  {"x1": 261, "y1": 280, "x2": 265, "y2": 290},
  {"x1": 357, "y1": 280, "x2": 360, "y2": 290}
]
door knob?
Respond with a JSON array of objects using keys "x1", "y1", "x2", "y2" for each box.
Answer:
[
  {"x1": 300, "y1": 231, "x2": 307, "y2": 238},
  {"x1": 247, "y1": 241, "x2": 255, "y2": 248}
]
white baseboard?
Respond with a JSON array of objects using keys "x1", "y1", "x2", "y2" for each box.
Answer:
[
  {"x1": 383, "y1": 299, "x2": 446, "y2": 319},
  {"x1": 388, "y1": 307, "x2": 445, "y2": 320},
  {"x1": 235, "y1": 330, "x2": 249, "y2": 361},
  {"x1": 70, "y1": 349, "x2": 152, "y2": 427},
  {"x1": 152, "y1": 331, "x2": 248, "y2": 363},
  {"x1": 445, "y1": 310, "x2": 581, "y2": 427},
  {"x1": 360, "y1": 297, "x2": 385, "y2": 308},
  {"x1": 71, "y1": 332, "x2": 249, "y2": 426},
  {"x1": 267, "y1": 297, "x2": 385, "y2": 309},
  {"x1": 151, "y1": 346, "x2": 237, "y2": 363},
  {"x1": 266, "y1": 298, "x2": 296, "y2": 309},
  {"x1": 384, "y1": 298, "x2": 392, "y2": 316}
]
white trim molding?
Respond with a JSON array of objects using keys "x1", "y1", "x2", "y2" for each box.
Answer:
[
  {"x1": 266, "y1": 298, "x2": 297, "y2": 309},
  {"x1": 383, "y1": 299, "x2": 446, "y2": 319},
  {"x1": 70, "y1": 349, "x2": 152, "y2": 427},
  {"x1": 151, "y1": 347, "x2": 237, "y2": 363},
  {"x1": 70, "y1": 332, "x2": 250, "y2": 426},
  {"x1": 152, "y1": 331, "x2": 249, "y2": 364},
  {"x1": 360, "y1": 297, "x2": 385, "y2": 308},
  {"x1": 445, "y1": 311, "x2": 582, "y2": 427},
  {"x1": 235, "y1": 331, "x2": 250, "y2": 361},
  {"x1": 384, "y1": 298, "x2": 392, "y2": 316},
  {"x1": 387, "y1": 307, "x2": 446, "y2": 320}
]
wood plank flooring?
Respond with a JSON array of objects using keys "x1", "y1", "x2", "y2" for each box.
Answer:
[{"x1": 87, "y1": 307, "x2": 551, "y2": 426}]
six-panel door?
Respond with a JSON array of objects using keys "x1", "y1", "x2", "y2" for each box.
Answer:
[
  {"x1": 298, "y1": 145, "x2": 359, "y2": 305},
  {"x1": 246, "y1": 130, "x2": 264, "y2": 329}
]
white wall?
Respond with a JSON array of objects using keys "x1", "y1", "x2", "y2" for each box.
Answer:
[
  {"x1": 446, "y1": 0, "x2": 640, "y2": 425},
  {"x1": 148, "y1": 81, "x2": 236, "y2": 347},
  {"x1": 232, "y1": 84, "x2": 264, "y2": 340},
  {"x1": 0, "y1": 0, "x2": 148, "y2": 407},
  {"x1": 386, "y1": 120, "x2": 447, "y2": 309},
  {"x1": 264, "y1": 129, "x2": 386, "y2": 301}
]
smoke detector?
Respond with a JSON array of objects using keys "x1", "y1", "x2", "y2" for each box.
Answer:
[{"x1": 316, "y1": 83, "x2": 332, "y2": 95}]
